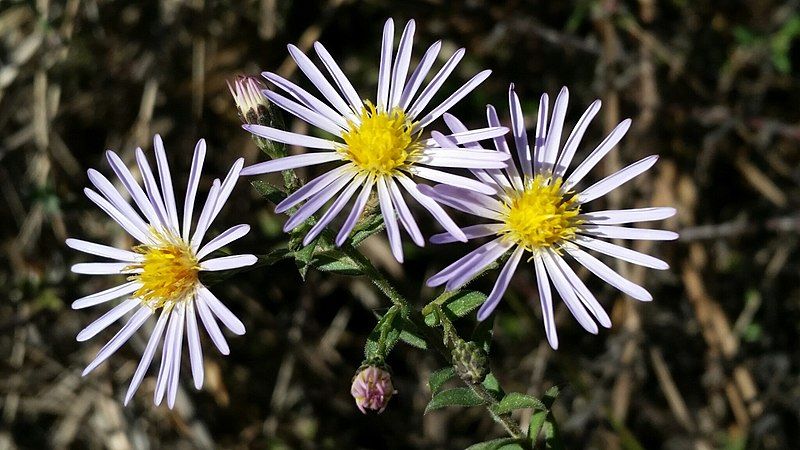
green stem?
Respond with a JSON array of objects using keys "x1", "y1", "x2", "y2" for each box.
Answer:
[{"x1": 341, "y1": 244, "x2": 524, "y2": 440}]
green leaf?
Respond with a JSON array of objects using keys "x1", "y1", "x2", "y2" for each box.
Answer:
[
  {"x1": 425, "y1": 387, "x2": 484, "y2": 413},
  {"x1": 293, "y1": 239, "x2": 318, "y2": 280},
  {"x1": 364, "y1": 306, "x2": 401, "y2": 360},
  {"x1": 528, "y1": 386, "x2": 560, "y2": 446},
  {"x1": 251, "y1": 180, "x2": 287, "y2": 205},
  {"x1": 349, "y1": 213, "x2": 385, "y2": 247},
  {"x1": 494, "y1": 393, "x2": 547, "y2": 415},
  {"x1": 313, "y1": 251, "x2": 363, "y2": 276},
  {"x1": 428, "y1": 367, "x2": 456, "y2": 395},
  {"x1": 466, "y1": 438, "x2": 526, "y2": 450},
  {"x1": 472, "y1": 314, "x2": 495, "y2": 355},
  {"x1": 481, "y1": 373, "x2": 504, "y2": 401},
  {"x1": 445, "y1": 291, "x2": 487, "y2": 317},
  {"x1": 397, "y1": 317, "x2": 428, "y2": 349},
  {"x1": 544, "y1": 417, "x2": 565, "y2": 450}
]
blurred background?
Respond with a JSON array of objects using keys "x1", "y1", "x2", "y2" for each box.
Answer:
[{"x1": 2, "y1": 0, "x2": 800, "y2": 448}]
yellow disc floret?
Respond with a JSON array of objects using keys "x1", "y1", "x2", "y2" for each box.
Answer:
[
  {"x1": 128, "y1": 230, "x2": 200, "y2": 310},
  {"x1": 339, "y1": 102, "x2": 421, "y2": 176},
  {"x1": 500, "y1": 175, "x2": 582, "y2": 253}
]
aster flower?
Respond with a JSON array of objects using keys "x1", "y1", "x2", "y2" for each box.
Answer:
[
  {"x1": 240, "y1": 18, "x2": 510, "y2": 262},
  {"x1": 422, "y1": 85, "x2": 678, "y2": 349},
  {"x1": 66, "y1": 135, "x2": 257, "y2": 407}
]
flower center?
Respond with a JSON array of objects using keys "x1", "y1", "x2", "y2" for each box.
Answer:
[
  {"x1": 339, "y1": 102, "x2": 421, "y2": 176},
  {"x1": 500, "y1": 174, "x2": 582, "y2": 253},
  {"x1": 129, "y1": 230, "x2": 200, "y2": 309}
]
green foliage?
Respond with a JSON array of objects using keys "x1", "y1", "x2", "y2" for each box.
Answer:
[
  {"x1": 425, "y1": 387, "x2": 484, "y2": 413},
  {"x1": 428, "y1": 367, "x2": 456, "y2": 395},
  {"x1": 527, "y1": 387, "x2": 561, "y2": 448},
  {"x1": 349, "y1": 212, "x2": 385, "y2": 247},
  {"x1": 466, "y1": 438, "x2": 527, "y2": 450},
  {"x1": 493, "y1": 393, "x2": 547, "y2": 415},
  {"x1": 424, "y1": 290, "x2": 487, "y2": 326},
  {"x1": 251, "y1": 180, "x2": 287, "y2": 205}
]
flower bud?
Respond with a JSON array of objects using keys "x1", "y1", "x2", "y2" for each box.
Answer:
[
  {"x1": 227, "y1": 76, "x2": 270, "y2": 125},
  {"x1": 451, "y1": 340, "x2": 489, "y2": 384},
  {"x1": 350, "y1": 365, "x2": 396, "y2": 414}
]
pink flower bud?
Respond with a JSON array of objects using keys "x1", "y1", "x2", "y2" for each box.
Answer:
[
  {"x1": 227, "y1": 76, "x2": 269, "y2": 125},
  {"x1": 350, "y1": 365, "x2": 396, "y2": 414}
]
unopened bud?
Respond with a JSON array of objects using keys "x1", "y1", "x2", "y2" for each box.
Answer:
[
  {"x1": 227, "y1": 75, "x2": 270, "y2": 125},
  {"x1": 351, "y1": 364, "x2": 396, "y2": 414},
  {"x1": 452, "y1": 340, "x2": 488, "y2": 384}
]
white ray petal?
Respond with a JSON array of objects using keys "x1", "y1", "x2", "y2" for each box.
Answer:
[
  {"x1": 275, "y1": 165, "x2": 353, "y2": 213},
  {"x1": 566, "y1": 247, "x2": 652, "y2": 301},
  {"x1": 573, "y1": 235, "x2": 669, "y2": 270},
  {"x1": 195, "y1": 294, "x2": 230, "y2": 355},
  {"x1": 509, "y1": 86, "x2": 532, "y2": 180},
  {"x1": 77, "y1": 298, "x2": 140, "y2": 341},
  {"x1": 286, "y1": 44, "x2": 352, "y2": 117},
  {"x1": 395, "y1": 174, "x2": 466, "y2": 243},
  {"x1": 185, "y1": 299, "x2": 204, "y2": 389},
  {"x1": 554, "y1": 99, "x2": 601, "y2": 178},
  {"x1": 183, "y1": 139, "x2": 206, "y2": 240},
  {"x1": 82, "y1": 305, "x2": 153, "y2": 376},
  {"x1": 208, "y1": 158, "x2": 244, "y2": 228},
  {"x1": 427, "y1": 237, "x2": 506, "y2": 287},
  {"x1": 487, "y1": 104, "x2": 523, "y2": 191},
  {"x1": 243, "y1": 124, "x2": 338, "y2": 150},
  {"x1": 389, "y1": 20, "x2": 415, "y2": 108},
  {"x1": 303, "y1": 174, "x2": 365, "y2": 246},
  {"x1": 445, "y1": 240, "x2": 513, "y2": 291},
  {"x1": 197, "y1": 287, "x2": 246, "y2": 335},
  {"x1": 564, "y1": 118, "x2": 632, "y2": 190},
  {"x1": 154, "y1": 307, "x2": 179, "y2": 405},
  {"x1": 189, "y1": 180, "x2": 221, "y2": 249},
  {"x1": 581, "y1": 207, "x2": 677, "y2": 225},
  {"x1": 166, "y1": 302, "x2": 185, "y2": 409},
  {"x1": 83, "y1": 188, "x2": 152, "y2": 244},
  {"x1": 153, "y1": 135, "x2": 180, "y2": 232},
  {"x1": 283, "y1": 173, "x2": 354, "y2": 231},
  {"x1": 200, "y1": 254, "x2": 257, "y2": 271},
  {"x1": 336, "y1": 176, "x2": 375, "y2": 247},
  {"x1": 197, "y1": 224, "x2": 251, "y2": 260},
  {"x1": 410, "y1": 166, "x2": 496, "y2": 195},
  {"x1": 415, "y1": 70, "x2": 492, "y2": 130},
  {"x1": 66, "y1": 238, "x2": 140, "y2": 262},
  {"x1": 578, "y1": 155, "x2": 659, "y2": 204},
  {"x1": 86, "y1": 169, "x2": 151, "y2": 234},
  {"x1": 313, "y1": 42, "x2": 362, "y2": 111},
  {"x1": 533, "y1": 255, "x2": 558, "y2": 349},
  {"x1": 477, "y1": 246, "x2": 524, "y2": 321},
  {"x1": 240, "y1": 152, "x2": 341, "y2": 176},
  {"x1": 549, "y1": 250, "x2": 612, "y2": 328},
  {"x1": 581, "y1": 224, "x2": 679, "y2": 241},
  {"x1": 264, "y1": 89, "x2": 344, "y2": 135},
  {"x1": 261, "y1": 71, "x2": 349, "y2": 128},
  {"x1": 377, "y1": 176, "x2": 404, "y2": 262},
  {"x1": 105, "y1": 151, "x2": 162, "y2": 228},
  {"x1": 540, "y1": 87, "x2": 569, "y2": 172},
  {"x1": 135, "y1": 148, "x2": 172, "y2": 232},
  {"x1": 72, "y1": 281, "x2": 140, "y2": 309},
  {"x1": 532, "y1": 92, "x2": 549, "y2": 173},
  {"x1": 124, "y1": 308, "x2": 169, "y2": 405},
  {"x1": 71, "y1": 261, "x2": 135, "y2": 275},
  {"x1": 416, "y1": 184, "x2": 503, "y2": 221},
  {"x1": 388, "y1": 178, "x2": 424, "y2": 247},
  {"x1": 398, "y1": 40, "x2": 442, "y2": 110},
  {"x1": 430, "y1": 223, "x2": 504, "y2": 244},
  {"x1": 542, "y1": 250, "x2": 598, "y2": 334},
  {"x1": 407, "y1": 48, "x2": 465, "y2": 119},
  {"x1": 376, "y1": 18, "x2": 394, "y2": 111}
]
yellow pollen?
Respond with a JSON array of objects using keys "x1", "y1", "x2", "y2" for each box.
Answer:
[
  {"x1": 339, "y1": 102, "x2": 421, "y2": 176},
  {"x1": 500, "y1": 174, "x2": 582, "y2": 253},
  {"x1": 128, "y1": 230, "x2": 200, "y2": 310}
]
